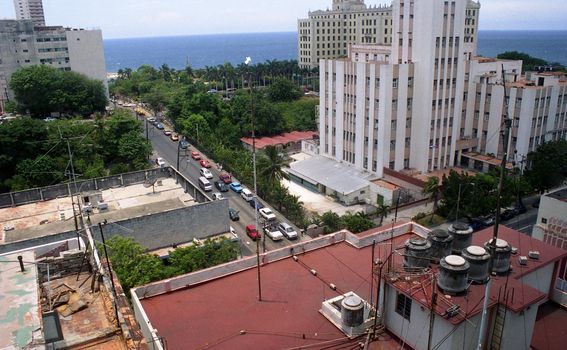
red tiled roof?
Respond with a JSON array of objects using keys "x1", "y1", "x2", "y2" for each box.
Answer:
[
  {"x1": 240, "y1": 131, "x2": 318, "y2": 149},
  {"x1": 387, "y1": 226, "x2": 567, "y2": 325}
]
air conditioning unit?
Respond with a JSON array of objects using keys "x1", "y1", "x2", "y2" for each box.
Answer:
[
  {"x1": 528, "y1": 251, "x2": 540, "y2": 259},
  {"x1": 519, "y1": 256, "x2": 528, "y2": 266}
]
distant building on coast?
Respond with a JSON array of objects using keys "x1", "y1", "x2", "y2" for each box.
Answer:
[
  {"x1": 0, "y1": 20, "x2": 108, "y2": 103},
  {"x1": 13, "y1": 0, "x2": 45, "y2": 26}
]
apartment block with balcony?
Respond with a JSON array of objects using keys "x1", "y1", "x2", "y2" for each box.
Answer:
[{"x1": 13, "y1": 0, "x2": 45, "y2": 26}]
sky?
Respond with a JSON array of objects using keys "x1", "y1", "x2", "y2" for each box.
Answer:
[{"x1": 1, "y1": 0, "x2": 566, "y2": 39}]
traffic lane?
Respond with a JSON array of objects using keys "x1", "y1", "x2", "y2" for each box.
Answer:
[
  {"x1": 147, "y1": 123, "x2": 304, "y2": 251},
  {"x1": 502, "y1": 209, "x2": 538, "y2": 236}
]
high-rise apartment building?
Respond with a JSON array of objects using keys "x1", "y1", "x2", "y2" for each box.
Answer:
[
  {"x1": 298, "y1": 0, "x2": 480, "y2": 70},
  {"x1": 315, "y1": 0, "x2": 566, "y2": 179},
  {"x1": 0, "y1": 20, "x2": 107, "y2": 103},
  {"x1": 13, "y1": 0, "x2": 45, "y2": 26},
  {"x1": 298, "y1": 0, "x2": 392, "y2": 69}
]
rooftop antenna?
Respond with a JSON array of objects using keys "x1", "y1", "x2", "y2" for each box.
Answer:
[
  {"x1": 476, "y1": 64, "x2": 513, "y2": 350},
  {"x1": 143, "y1": 175, "x2": 159, "y2": 194}
]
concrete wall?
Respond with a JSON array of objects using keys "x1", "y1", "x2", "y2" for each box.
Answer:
[
  {"x1": 521, "y1": 263, "x2": 555, "y2": 299},
  {"x1": 66, "y1": 29, "x2": 108, "y2": 94},
  {"x1": 91, "y1": 200, "x2": 230, "y2": 251},
  {"x1": 498, "y1": 306, "x2": 538, "y2": 350}
]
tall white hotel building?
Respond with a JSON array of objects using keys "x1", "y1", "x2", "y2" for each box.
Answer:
[{"x1": 313, "y1": 0, "x2": 567, "y2": 179}]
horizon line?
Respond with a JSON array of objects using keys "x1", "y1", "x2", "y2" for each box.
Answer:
[{"x1": 104, "y1": 28, "x2": 567, "y2": 40}]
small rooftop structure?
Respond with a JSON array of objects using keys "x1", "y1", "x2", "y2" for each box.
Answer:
[
  {"x1": 289, "y1": 155, "x2": 374, "y2": 196},
  {"x1": 240, "y1": 131, "x2": 318, "y2": 151}
]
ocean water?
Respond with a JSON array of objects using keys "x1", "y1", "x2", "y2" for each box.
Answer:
[{"x1": 103, "y1": 30, "x2": 567, "y2": 72}]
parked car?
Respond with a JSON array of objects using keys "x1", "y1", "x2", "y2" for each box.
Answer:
[
  {"x1": 179, "y1": 139, "x2": 189, "y2": 150},
  {"x1": 259, "y1": 208, "x2": 276, "y2": 221},
  {"x1": 200, "y1": 159, "x2": 212, "y2": 168},
  {"x1": 241, "y1": 188, "x2": 254, "y2": 202},
  {"x1": 263, "y1": 223, "x2": 284, "y2": 241},
  {"x1": 278, "y1": 222, "x2": 298, "y2": 240},
  {"x1": 155, "y1": 122, "x2": 164, "y2": 130},
  {"x1": 170, "y1": 133, "x2": 179, "y2": 141},
  {"x1": 215, "y1": 181, "x2": 229, "y2": 192},
  {"x1": 155, "y1": 157, "x2": 166, "y2": 167},
  {"x1": 246, "y1": 224, "x2": 261, "y2": 241},
  {"x1": 191, "y1": 151, "x2": 201, "y2": 160},
  {"x1": 229, "y1": 226, "x2": 239, "y2": 242},
  {"x1": 219, "y1": 172, "x2": 232, "y2": 184},
  {"x1": 228, "y1": 208, "x2": 240, "y2": 221},
  {"x1": 163, "y1": 129, "x2": 172, "y2": 136},
  {"x1": 500, "y1": 207, "x2": 518, "y2": 221},
  {"x1": 230, "y1": 182, "x2": 243, "y2": 193},
  {"x1": 200, "y1": 168, "x2": 213, "y2": 179},
  {"x1": 212, "y1": 192, "x2": 225, "y2": 200},
  {"x1": 147, "y1": 117, "x2": 156, "y2": 123},
  {"x1": 249, "y1": 198, "x2": 264, "y2": 210}
]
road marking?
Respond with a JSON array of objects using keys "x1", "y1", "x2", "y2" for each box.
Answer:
[{"x1": 519, "y1": 225, "x2": 532, "y2": 232}]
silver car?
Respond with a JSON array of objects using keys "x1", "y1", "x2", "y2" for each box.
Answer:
[{"x1": 278, "y1": 222, "x2": 298, "y2": 240}]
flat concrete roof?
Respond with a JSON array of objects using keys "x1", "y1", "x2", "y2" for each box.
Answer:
[
  {"x1": 1, "y1": 179, "x2": 194, "y2": 245},
  {"x1": 289, "y1": 155, "x2": 374, "y2": 195},
  {"x1": 0, "y1": 251, "x2": 41, "y2": 349}
]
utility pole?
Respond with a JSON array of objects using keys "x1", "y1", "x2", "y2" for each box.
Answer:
[
  {"x1": 477, "y1": 64, "x2": 512, "y2": 350},
  {"x1": 99, "y1": 223, "x2": 120, "y2": 328},
  {"x1": 427, "y1": 275, "x2": 438, "y2": 350},
  {"x1": 246, "y1": 57, "x2": 262, "y2": 301}
]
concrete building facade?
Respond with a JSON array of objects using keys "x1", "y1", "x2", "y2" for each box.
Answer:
[
  {"x1": 298, "y1": 0, "x2": 393, "y2": 69},
  {"x1": 0, "y1": 20, "x2": 107, "y2": 103},
  {"x1": 13, "y1": 0, "x2": 45, "y2": 26},
  {"x1": 315, "y1": 0, "x2": 566, "y2": 180}
]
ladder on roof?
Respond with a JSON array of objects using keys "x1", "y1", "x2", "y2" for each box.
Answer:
[{"x1": 490, "y1": 287, "x2": 511, "y2": 350}]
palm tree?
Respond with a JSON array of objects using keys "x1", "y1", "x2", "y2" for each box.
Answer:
[
  {"x1": 257, "y1": 145, "x2": 289, "y2": 186},
  {"x1": 376, "y1": 204, "x2": 391, "y2": 225},
  {"x1": 423, "y1": 176, "x2": 441, "y2": 221}
]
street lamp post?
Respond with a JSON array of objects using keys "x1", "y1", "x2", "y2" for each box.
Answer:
[{"x1": 456, "y1": 182, "x2": 474, "y2": 221}]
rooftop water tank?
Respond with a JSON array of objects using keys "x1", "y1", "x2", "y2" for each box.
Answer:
[
  {"x1": 462, "y1": 246, "x2": 490, "y2": 284},
  {"x1": 438, "y1": 255, "x2": 470, "y2": 294},
  {"x1": 428, "y1": 229, "x2": 454, "y2": 263},
  {"x1": 484, "y1": 239, "x2": 512, "y2": 274},
  {"x1": 449, "y1": 222, "x2": 473, "y2": 254},
  {"x1": 340, "y1": 295, "x2": 364, "y2": 328},
  {"x1": 404, "y1": 237, "x2": 431, "y2": 269}
]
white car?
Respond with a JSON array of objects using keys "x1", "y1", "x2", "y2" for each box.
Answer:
[
  {"x1": 259, "y1": 208, "x2": 276, "y2": 221},
  {"x1": 200, "y1": 168, "x2": 213, "y2": 179},
  {"x1": 263, "y1": 225, "x2": 284, "y2": 241},
  {"x1": 278, "y1": 222, "x2": 298, "y2": 240},
  {"x1": 155, "y1": 157, "x2": 166, "y2": 167},
  {"x1": 212, "y1": 192, "x2": 225, "y2": 201}
]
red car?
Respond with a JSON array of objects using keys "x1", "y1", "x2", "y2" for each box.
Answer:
[
  {"x1": 191, "y1": 151, "x2": 201, "y2": 160},
  {"x1": 246, "y1": 224, "x2": 261, "y2": 241},
  {"x1": 219, "y1": 172, "x2": 232, "y2": 184},
  {"x1": 200, "y1": 159, "x2": 211, "y2": 168}
]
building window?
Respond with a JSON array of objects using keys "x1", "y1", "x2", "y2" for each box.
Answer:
[{"x1": 395, "y1": 292, "x2": 412, "y2": 320}]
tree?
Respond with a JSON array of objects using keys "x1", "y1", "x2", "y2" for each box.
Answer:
[
  {"x1": 423, "y1": 176, "x2": 441, "y2": 218},
  {"x1": 525, "y1": 140, "x2": 567, "y2": 193},
  {"x1": 320, "y1": 211, "x2": 342, "y2": 233},
  {"x1": 497, "y1": 51, "x2": 562, "y2": 72},
  {"x1": 117, "y1": 131, "x2": 152, "y2": 170},
  {"x1": 342, "y1": 212, "x2": 375, "y2": 233},
  {"x1": 257, "y1": 146, "x2": 289, "y2": 187},
  {"x1": 11, "y1": 156, "x2": 65, "y2": 190},
  {"x1": 376, "y1": 204, "x2": 391, "y2": 225},
  {"x1": 10, "y1": 65, "x2": 107, "y2": 117},
  {"x1": 267, "y1": 78, "x2": 301, "y2": 102}
]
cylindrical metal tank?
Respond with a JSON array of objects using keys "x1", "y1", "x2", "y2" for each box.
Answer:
[
  {"x1": 428, "y1": 229, "x2": 454, "y2": 263},
  {"x1": 462, "y1": 245, "x2": 490, "y2": 284},
  {"x1": 404, "y1": 237, "x2": 431, "y2": 269},
  {"x1": 449, "y1": 222, "x2": 474, "y2": 254},
  {"x1": 484, "y1": 239, "x2": 512, "y2": 274},
  {"x1": 438, "y1": 255, "x2": 470, "y2": 294},
  {"x1": 340, "y1": 295, "x2": 364, "y2": 327}
]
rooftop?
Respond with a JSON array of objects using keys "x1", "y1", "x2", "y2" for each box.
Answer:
[
  {"x1": 240, "y1": 131, "x2": 318, "y2": 150},
  {"x1": 0, "y1": 251, "x2": 42, "y2": 350},
  {"x1": 386, "y1": 225, "x2": 567, "y2": 325},
  {"x1": 134, "y1": 223, "x2": 566, "y2": 349},
  {"x1": 0, "y1": 178, "x2": 195, "y2": 247},
  {"x1": 546, "y1": 187, "x2": 567, "y2": 203},
  {"x1": 289, "y1": 155, "x2": 375, "y2": 195}
]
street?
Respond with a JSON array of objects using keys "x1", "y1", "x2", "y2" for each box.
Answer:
[{"x1": 142, "y1": 115, "x2": 307, "y2": 256}]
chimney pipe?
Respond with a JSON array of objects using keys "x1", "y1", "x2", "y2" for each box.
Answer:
[{"x1": 17, "y1": 255, "x2": 25, "y2": 272}]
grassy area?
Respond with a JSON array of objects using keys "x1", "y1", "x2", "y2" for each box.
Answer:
[{"x1": 415, "y1": 214, "x2": 446, "y2": 227}]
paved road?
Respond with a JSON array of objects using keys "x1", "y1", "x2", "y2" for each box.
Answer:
[
  {"x1": 142, "y1": 116, "x2": 305, "y2": 256},
  {"x1": 501, "y1": 206, "x2": 539, "y2": 236}
]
